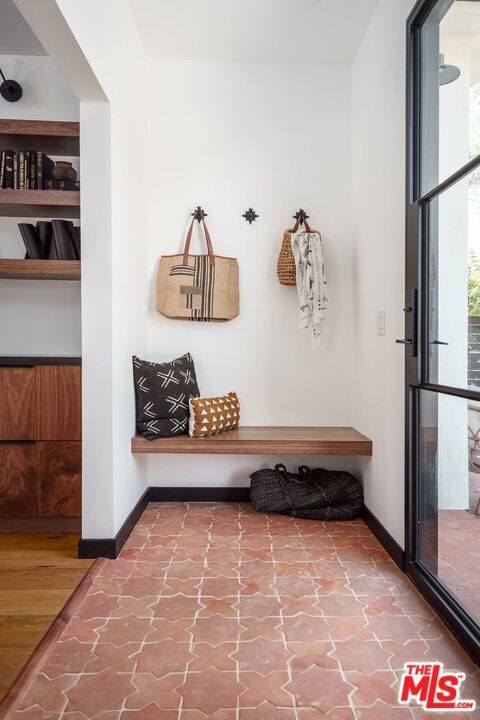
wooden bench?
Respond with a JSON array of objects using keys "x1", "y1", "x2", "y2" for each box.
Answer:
[{"x1": 131, "y1": 426, "x2": 372, "y2": 456}]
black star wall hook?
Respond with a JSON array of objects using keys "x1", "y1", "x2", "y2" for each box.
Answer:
[
  {"x1": 191, "y1": 206, "x2": 208, "y2": 222},
  {"x1": 293, "y1": 209, "x2": 309, "y2": 224},
  {"x1": 242, "y1": 208, "x2": 259, "y2": 224}
]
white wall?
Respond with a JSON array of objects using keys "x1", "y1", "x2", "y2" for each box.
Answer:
[
  {"x1": 0, "y1": 54, "x2": 78, "y2": 121},
  {"x1": 79, "y1": 101, "x2": 115, "y2": 537},
  {"x1": 52, "y1": 0, "x2": 150, "y2": 536},
  {"x1": 145, "y1": 60, "x2": 355, "y2": 488},
  {"x1": 0, "y1": 53, "x2": 80, "y2": 356},
  {"x1": 351, "y1": 0, "x2": 416, "y2": 547}
]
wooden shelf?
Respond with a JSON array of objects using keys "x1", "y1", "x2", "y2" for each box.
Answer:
[
  {"x1": 0, "y1": 119, "x2": 80, "y2": 155},
  {"x1": 131, "y1": 426, "x2": 373, "y2": 456},
  {"x1": 0, "y1": 259, "x2": 80, "y2": 280},
  {"x1": 0, "y1": 189, "x2": 80, "y2": 218}
]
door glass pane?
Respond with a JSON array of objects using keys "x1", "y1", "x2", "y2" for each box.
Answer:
[
  {"x1": 418, "y1": 389, "x2": 480, "y2": 627},
  {"x1": 421, "y1": 0, "x2": 480, "y2": 195},
  {"x1": 428, "y1": 166, "x2": 480, "y2": 389}
]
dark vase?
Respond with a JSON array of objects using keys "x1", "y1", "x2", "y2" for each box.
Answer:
[{"x1": 52, "y1": 161, "x2": 77, "y2": 181}]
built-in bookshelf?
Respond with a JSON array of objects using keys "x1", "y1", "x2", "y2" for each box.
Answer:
[
  {"x1": 0, "y1": 119, "x2": 80, "y2": 218},
  {"x1": 0, "y1": 119, "x2": 80, "y2": 274}
]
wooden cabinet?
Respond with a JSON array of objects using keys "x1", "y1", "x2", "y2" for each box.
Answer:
[
  {"x1": 0, "y1": 444, "x2": 37, "y2": 517},
  {"x1": 0, "y1": 362, "x2": 81, "y2": 518},
  {"x1": 0, "y1": 368, "x2": 35, "y2": 440},
  {"x1": 35, "y1": 366, "x2": 81, "y2": 440},
  {"x1": 37, "y1": 442, "x2": 81, "y2": 517}
]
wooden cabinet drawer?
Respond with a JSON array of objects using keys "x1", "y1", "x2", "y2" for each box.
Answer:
[
  {"x1": 0, "y1": 444, "x2": 37, "y2": 517},
  {"x1": 0, "y1": 368, "x2": 35, "y2": 440},
  {"x1": 35, "y1": 366, "x2": 81, "y2": 441},
  {"x1": 36, "y1": 441, "x2": 81, "y2": 517},
  {"x1": 0, "y1": 363, "x2": 82, "y2": 519}
]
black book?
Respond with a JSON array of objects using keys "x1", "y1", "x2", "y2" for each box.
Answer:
[
  {"x1": 15, "y1": 150, "x2": 25, "y2": 190},
  {"x1": 67, "y1": 222, "x2": 81, "y2": 260},
  {"x1": 29, "y1": 150, "x2": 37, "y2": 190},
  {"x1": 36, "y1": 221, "x2": 54, "y2": 259},
  {"x1": 73, "y1": 225, "x2": 81, "y2": 259},
  {"x1": 4, "y1": 150, "x2": 15, "y2": 189},
  {"x1": 37, "y1": 152, "x2": 55, "y2": 189},
  {"x1": 18, "y1": 223, "x2": 44, "y2": 259},
  {"x1": 0, "y1": 151, "x2": 5, "y2": 188},
  {"x1": 51, "y1": 219, "x2": 76, "y2": 260},
  {"x1": 24, "y1": 150, "x2": 30, "y2": 189}
]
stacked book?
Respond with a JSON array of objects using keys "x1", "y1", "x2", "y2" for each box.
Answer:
[
  {"x1": 0, "y1": 150, "x2": 79, "y2": 190},
  {"x1": 44, "y1": 179, "x2": 80, "y2": 190},
  {"x1": 19, "y1": 220, "x2": 81, "y2": 260}
]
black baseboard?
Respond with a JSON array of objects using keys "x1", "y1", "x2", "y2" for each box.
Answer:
[
  {"x1": 361, "y1": 504, "x2": 405, "y2": 570},
  {"x1": 78, "y1": 488, "x2": 150, "y2": 559},
  {"x1": 78, "y1": 486, "x2": 250, "y2": 558},
  {"x1": 148, "y1": 486, "x2": 251, "y2": 503}
]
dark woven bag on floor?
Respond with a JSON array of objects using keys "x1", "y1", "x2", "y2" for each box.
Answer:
[{"x1": 249, "y1": 464, "x2": 363, "y2": 520}]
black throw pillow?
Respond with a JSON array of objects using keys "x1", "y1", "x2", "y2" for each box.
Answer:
[{"x1": 133, "y1": 353, "x2": 200, "y2": 440}]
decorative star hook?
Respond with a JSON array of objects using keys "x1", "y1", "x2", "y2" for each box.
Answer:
[
  {"x1": 242, "y1": 207, "x2": 259, "y2": 224},
  {"x1": 293, "y1": 209, "x2": 309, "y2": 223},
  {"x1": 191, "y1": 206, "x2": 208, "y2": 222}
]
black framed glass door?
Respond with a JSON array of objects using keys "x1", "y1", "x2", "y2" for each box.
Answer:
[{"x1": 406, "y1": 0, "x2": 480, "y2": 661}]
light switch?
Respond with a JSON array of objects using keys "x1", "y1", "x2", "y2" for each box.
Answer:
[{"x1": 376, "y1": 311, "x2": 386, "y2": 336}]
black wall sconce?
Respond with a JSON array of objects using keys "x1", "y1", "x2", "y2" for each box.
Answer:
[{"x1": 0, "y1": 67, "x2": 23, "y2": 102}]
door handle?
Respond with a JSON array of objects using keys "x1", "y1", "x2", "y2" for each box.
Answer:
[
  {"x1": 431, "y1": 340, "x2": 448, "y2": 345},
  {"x1": 400, "y1": 289, "x2": 418, "y2": 356}
]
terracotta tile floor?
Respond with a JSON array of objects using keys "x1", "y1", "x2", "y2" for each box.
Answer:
[
  {"x1": 438, "y1": 510, "x2": 480, "y2": 626},
  {"x1": 5, "y1": 503, "x2": 480, "y2": 719}
]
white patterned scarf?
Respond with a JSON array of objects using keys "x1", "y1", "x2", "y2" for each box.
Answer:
[{"x1": 291, "y1": 230, "x2": 328, "y2": 346}]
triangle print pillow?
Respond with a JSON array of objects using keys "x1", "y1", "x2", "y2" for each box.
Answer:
[
  {"x1": 189, "y1": 392, "x2": 240, "y2": 437},
  {"x1": 133, "y1": 353, "x2": 200, "y2": 440}
]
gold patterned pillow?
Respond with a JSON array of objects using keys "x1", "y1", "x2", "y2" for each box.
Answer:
[{"x1": 189, "y1": 392, "x2": 240, "y2": 437}]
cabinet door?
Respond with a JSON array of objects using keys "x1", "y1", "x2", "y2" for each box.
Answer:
[
  {"x1": 0, "y1": 368, "x2": 35, "y2": 440},
  {"x1": 0, "y1": 444, "x2": 37, "y2": 516},
  {"x1": 35, "y1": 366, "x2": 81, "y2": 441},
  {"x1": 36, "y1": 441, "x2": 81, "y2": 517}
]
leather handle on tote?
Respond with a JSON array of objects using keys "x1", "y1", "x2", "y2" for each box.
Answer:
[
  {"x1": 292, "y1": 216, "x2": 312, "y2": 233},
  {"x1": 183, "y1": 217, "x2": 215, "y2": 266}
]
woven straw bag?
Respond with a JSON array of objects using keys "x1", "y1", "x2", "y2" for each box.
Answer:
[{"x1": 276, "y1": 216, "x2": 312, "y2": 286}]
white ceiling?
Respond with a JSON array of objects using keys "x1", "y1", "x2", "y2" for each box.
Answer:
[
  {"x1": 0, "y1": 0, "x2": 46, "y2": 55},
  {"x1": 129, "y1": 0, "x2": 380, "y2": 65}
]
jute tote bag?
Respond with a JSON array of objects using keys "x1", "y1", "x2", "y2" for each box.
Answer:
[{"x1": 156, "y1": 216, "x2": 239, "y2": 322}]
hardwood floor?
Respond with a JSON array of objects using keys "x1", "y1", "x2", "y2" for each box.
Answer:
[{"x1": 0, "y1": 532, "x2": 92, "y2": 701}]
